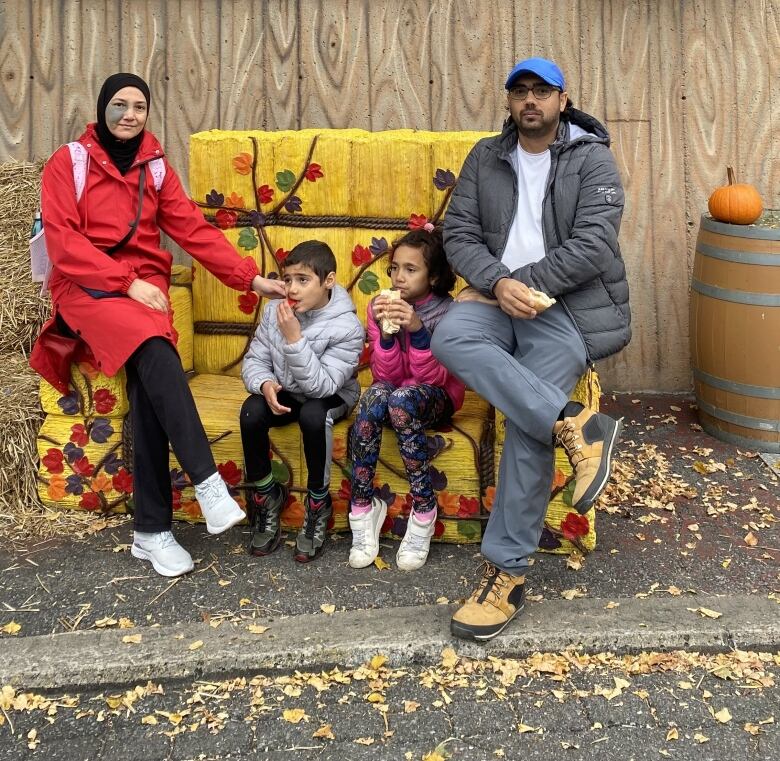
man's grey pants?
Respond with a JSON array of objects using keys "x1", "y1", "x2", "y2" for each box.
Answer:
[{"x1": 431, "y1": 301, "x2": 587, "y2": 575}]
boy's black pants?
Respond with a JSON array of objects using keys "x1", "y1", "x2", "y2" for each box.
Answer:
[{"x1": 240, "y1": 391, "x2": 349, "y2": 492}]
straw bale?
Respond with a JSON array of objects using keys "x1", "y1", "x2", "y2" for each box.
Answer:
[
  {"x1": 0, "y1": 160, "x2": 49, "y2": 355},
  {"x1": 0, "y1": 352, "x2": 44, "y2": 529},
  {"x1": 193, "y1": 335, "x2": 247, "y2": 377},
  {"x1": 40, "y1": 365, "x2": 129, "y2": 418}
]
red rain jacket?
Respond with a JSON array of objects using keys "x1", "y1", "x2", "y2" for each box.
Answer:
[{"x1": 30, "y1": 125, "x2": 257, "y2": 393}]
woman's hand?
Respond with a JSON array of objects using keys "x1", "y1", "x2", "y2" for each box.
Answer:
[
  {"x1": 381, "y1": 299, "x2": 423, "y2": 332},
  {"x1": 127, "y1": 279, "x2": 169, "y2": 312},
  {"x1": 251, "y1": 275, "x2": 287, "y2": 299},
  {"x1": 261, "y1": 381, "x2": 291, "y2": 415},
  {"x1": 276, "y1": 301, "x2": 302, "y2": 344}
]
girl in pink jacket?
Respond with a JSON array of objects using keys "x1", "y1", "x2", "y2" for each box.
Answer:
[{"x1": 348, "y1": 227, "x2": 465, "y2": 571}]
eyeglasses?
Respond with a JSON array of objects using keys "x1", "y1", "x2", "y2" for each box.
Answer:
[{"x1": 508, "y1": 84, "x2": 559, "y2": 101}]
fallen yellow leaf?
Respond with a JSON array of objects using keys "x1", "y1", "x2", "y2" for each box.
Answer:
[
  {"x1": 373, "y1": 557, "x2": 391, "y2": 570},
  {"x1": 355, "y1": 737, "x2": 375, "y2": 745},
  {"x1": 666, "y1": 727, "x2": 679, "y2": 741},
  {"x1": 282, "y1": 708, "x2": 309, "y2": 724},
  {"x1": 744, "y1": 531, "x2": 758, "y2": 547},
  {"x1": 247, "y1": 624, "x2": 269, "y2": 634},
  {"x1": 687, "y1": 607, "x2": 722, "y2": 619},
  {"x1": 313, "y1": 723, "x2": 335, "y2": 740},
  {"x1": 441, "y1": 647, "x2": 459, "y2": 668},
  {"x1": 404, "y1": 700, "x2": 420, "y2": 713},
  {"x1": 369, "y1": 654, "x2": 387, "y2": 670},
  {"x1": 518, "y1": 723, "x2": 540, "y2": 733},
  {"x1": 713, "y1": 708, "x2": 732, "y2": 724},
  {"x1": 367, "y1": 692, "x2": 384, "y2": 703},
  {"x1": 188, "y1": 640, "x2": 203, "y2": 651},
  {"x1": 1, "y1": 621, "x2": 21, "y2": 636},
  {"x1": 320, "y1": 604, "x2": 336, "y2": 615},
  {"x1": 694, "y1": 733, "x2": 709, "y2": 743},
  {"x1": 141, "y1": 715, "x2": 158, "y2": 725},
  {"x1": 122, "y1": 634, "x2": 142, "y2": 644}
]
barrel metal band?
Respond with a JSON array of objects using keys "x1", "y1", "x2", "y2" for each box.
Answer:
[
  {"x1": 694, "y1": 368, "x2": 780, "y2": 400},
  {"x1": 696, "y1": 398, "x2": 780, "y2": 433},
  {"x1": 698, "y1": 419, "x2": 780, "y2": 453},
  {"x1": 691, "y1": 279, "x2": 780, "y2": 307},
  {"x1": 697, "y1": 242, "x2": 780, "y2": 267},
  {"x1": 701, "y1": 215, "x2": 780, "y2": 241}
]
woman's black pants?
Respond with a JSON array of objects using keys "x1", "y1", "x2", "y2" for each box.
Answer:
[{"x1": 125, "y1": 338, "x2": 216, "y2": 532}]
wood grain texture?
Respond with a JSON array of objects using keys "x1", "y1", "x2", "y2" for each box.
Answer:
[
  {"x1": 368, "y1": 0, "x2": 432, "y2": 130},
  {"x1": 2, "y1": 0, "x2": 777, "y2": 390},
  {"x1": 298, "y1": 0, "x2": 371, "y2": 127},
  {"x1": 0, "y1": 1, "x2": 30, "y2": 160}
]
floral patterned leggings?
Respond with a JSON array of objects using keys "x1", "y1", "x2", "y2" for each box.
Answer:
[{"x1": 350, "y1": 381, "x2": 453, "y2": 514}]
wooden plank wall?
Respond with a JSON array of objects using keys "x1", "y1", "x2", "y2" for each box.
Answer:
[{"x1": 1, "y1": 0, "x2": 777, "y2": 392}]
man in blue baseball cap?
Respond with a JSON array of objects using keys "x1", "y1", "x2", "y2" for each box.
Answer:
[{"x1": 432, "y1": 56, "x2": 631, "y2": 641}]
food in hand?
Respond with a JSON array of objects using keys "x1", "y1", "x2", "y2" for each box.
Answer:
[
  {"x1": 529, "y1": 288, "x2": 556, "y2": 312},
  {"x1": 378, "y1": 288, "x2": 401, "y2": 333}
]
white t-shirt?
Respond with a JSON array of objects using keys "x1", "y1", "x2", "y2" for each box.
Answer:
[{"x1": 501, "y1": 144, "x2": 550, "y2": 272}]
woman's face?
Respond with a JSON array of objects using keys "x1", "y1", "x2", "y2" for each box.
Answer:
[{"x1": 105, "y1": 86, "x2": 148, "y2": 140}]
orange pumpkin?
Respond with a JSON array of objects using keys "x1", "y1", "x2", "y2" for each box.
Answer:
[{"x1": 708, "y1": 167, "x2": 763, "y2": 225}]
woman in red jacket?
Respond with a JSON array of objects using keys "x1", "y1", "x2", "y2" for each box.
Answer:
[{"x1": 31, "y1": 73, "x2": 285, "y2": 577}]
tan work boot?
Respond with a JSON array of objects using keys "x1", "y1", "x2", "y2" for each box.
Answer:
[
  {"x1": 554, "y1": 405, "x2": 623, "y2": 514},
  {"x1": 450, "y1": 562, "x2": 525, "y2": 641}
]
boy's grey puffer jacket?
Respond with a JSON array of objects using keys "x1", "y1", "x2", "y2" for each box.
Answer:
[
  {"x1": 443, "y1": 108, "x2": 631, "y2": 362},
  {"x1": 241, "y1": 284, "x2": 365, "y2": 409}
]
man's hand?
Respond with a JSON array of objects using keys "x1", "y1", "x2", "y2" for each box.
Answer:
[
  {"x1": 276, "y1": 301, "x2": 302, "y2": 343},
  {"x1": 127, "y1": 279, "x2": 168, "y2": 313},
  {"x1": 493, "y1": 278, "x2": 536, "y2": 319},
  {"x1": 261, "y1": 381, "x2": 291, "y2": 415},
  {"x1": 251, "y1": 275, "x2": 287, "y2": 299}
]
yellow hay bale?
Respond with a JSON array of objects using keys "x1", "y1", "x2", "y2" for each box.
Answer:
[
  {"x1": 193, "y1": 334, "x2": 248, "y2": 378},
  {"x1": 40, "y1": 364, "x2": 129, "y2": 418},
  {"x1": 170, "y1": 284, "x2": 193, "y2": 372},
  {"x1": 36, "y1": 413, "x2": 129, "y2": 514}
]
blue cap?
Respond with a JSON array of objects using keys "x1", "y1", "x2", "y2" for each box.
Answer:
[{"x1": 505, "y1": 57, "x2": 565, "y2": 90}]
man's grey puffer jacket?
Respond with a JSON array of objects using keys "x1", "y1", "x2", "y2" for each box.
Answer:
[
  {"x1": 241, "y1": 284, "x2": 365, "y2": 409},
  {"x1": 443, "y1": 108, "x2": 631, "y2": 362}
]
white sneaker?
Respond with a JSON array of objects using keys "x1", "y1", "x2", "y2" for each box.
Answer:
[
  {"x1": 132, "y1": 531, "x2": 194, "y2": 577},
  {"x1": 194, "y1": 472, "x2": 246, "y2": 535},
  {"x1": 396, "y1": 510, "x2": 436, "y2": 571},
  {"x1": 348, "y1": 497, "x2": 388, "y2": 569}
]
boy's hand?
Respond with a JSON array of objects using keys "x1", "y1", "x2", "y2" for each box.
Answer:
[
  {"x1": 261, "y1": 381, "x2": 291, "y2": 415},
  {"x1": 277, "y1": 301, "x2": 302, "y2": 343}
]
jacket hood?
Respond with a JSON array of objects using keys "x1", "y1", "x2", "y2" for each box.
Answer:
[
  {"x1": 495, "y1": 106, "x2": 610, "y2": 158},
  {"x1": 297, "y1": 284, "x2": 356, "y2": 324},
  {"x1": 79, "y1": 124, "x2": 166, "y2": 166}
]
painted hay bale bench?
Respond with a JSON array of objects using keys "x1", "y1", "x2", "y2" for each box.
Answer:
[{"x1": 36, "y1": 128, "x2": 598, "y2": 552}]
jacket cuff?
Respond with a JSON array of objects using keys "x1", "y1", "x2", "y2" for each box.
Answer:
[
  {"x1": 234, "y1": 256, "x2": 259, "y2": 292},
  {"x1": 408, "y1": 326, "x2": 430, "y2": 349},
  {"x1": 120, "y1": 269, "x2": 139, "y2": 294},
  {"x1": 379, "y1": 335, "x2": 396, "y2": 350}
]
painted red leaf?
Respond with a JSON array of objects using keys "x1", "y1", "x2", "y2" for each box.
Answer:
[
  {"x1": 351, "y1": 244, "x2": 372, "y2": 266},
  {"x1": 217, "y1": 460, "x2": 242, "y2": 487},
  {"x1": 238, "y1": 291, "x2": 259, "y2": 315},
  {"x1": 257, "y1": 185, "x2": 274, "y2": 205},
  {"x1": 215, "y1": 208, "x2": 237, "y2": 229},
  {"x1": 304, "y1": 163, "x2": 324, "y2": 182},
  {"x1": 112, "y1": 468, "x2": 134, "y2": 494},
  {"x1": 560, "y1": 512, "x2": 590, "y2": 541},
  {"x1": 80, "y1": 491, "x2": 101, "y2": 510},
  {"x1": 42, "y1": 448, "x2": 64, "y2": 474},
  {"x1": 93, "y1": 388, "x2": 117, "y2": 415},
  {"x1": 70, "y1": 424, "x2": 89, "y2": 446},
  {"x1": 72, "y1": 456, "x2": 95, "y2": 477},
  {"x1": 408, "y1": 213, "x2": 429, "y2": 230}
]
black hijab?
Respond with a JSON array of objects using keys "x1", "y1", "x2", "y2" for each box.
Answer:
[{"x1": 95, "y1": 73, "x2": 151, "y2": 175}]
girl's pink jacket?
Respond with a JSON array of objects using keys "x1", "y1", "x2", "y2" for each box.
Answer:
[{"x1": 366, "y1": 296, "x2": 465, "y2": 411}]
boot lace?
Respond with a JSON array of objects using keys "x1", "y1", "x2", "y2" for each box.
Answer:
[
  {"x1": 304, "y1": 499, "x2": 325, "y2": 539},
  {"x1": 251, "y1": 494, "x2": 268, "y2": 533},
  {"x1": 472, "y1": 561, "x2": 511, "y2": 607},
  {"x1": 556, "y1": 422, "x2": 583, "y2": 464}
]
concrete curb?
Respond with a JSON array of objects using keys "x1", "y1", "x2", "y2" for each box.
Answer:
[{"x1": 4, "y1": 595, "x2": 779, "y2": 691}]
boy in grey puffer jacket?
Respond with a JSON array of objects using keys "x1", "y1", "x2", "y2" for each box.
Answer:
[{"x1": 240, "y1": 240, "x2": 364, "y2": 564}]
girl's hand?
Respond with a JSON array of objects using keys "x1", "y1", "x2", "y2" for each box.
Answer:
[
  {"x1": 371, "y1": 295, "x2": 389, "y2": 325},
  {"x1": 127, "y1": 279, "x2": 168, "y2": 312},
  {"x1": 382, "y1": 299, "x2": 423, "y2": 332},
  {"x1": 251, "y1": 275, "x2": 287, "y2": 299},
  {"x1": 261, "y1": 381, "x2": 291, "y2": 415},
  {"x1": 276, "y1": 301, "x2": 302, "y2": 343}
]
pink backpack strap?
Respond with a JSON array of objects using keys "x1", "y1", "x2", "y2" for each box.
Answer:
[
  {"x1": 148, "y1": 157, "x2": 166, "y2": 191},
  {"x1": 67, "y1": 142, "x2": 89, "y2": 201}
]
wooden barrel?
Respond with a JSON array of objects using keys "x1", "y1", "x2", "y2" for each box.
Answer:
[{"x1": 690, "y1": 214, "x2": 780, "y2": 452}]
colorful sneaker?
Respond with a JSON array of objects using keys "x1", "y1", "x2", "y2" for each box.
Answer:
[
  {"x1": 131, "y1": 531, "x2": 194, "y2": 577},
  {"x1": 194, "y1": 472, "x2": 246, "y2": 535},
  {"x1": 294, "y1": 493, "x2": 332, "y2": 563},
  {"x1": 247, "y1": 483, "x2": 288, "y2": 556},
  {"x1": 554, "y1": 405, "x2": 623, "y2": 513},
  {"x1": 396, "y1": 510, "x2": 435, "y2": 571},
  {"x1": 348, "y1": 497, "x2": 388, "y2": 569},
  {"x1": 450, "y1": 562, "x2": 525, "y2": 641}
]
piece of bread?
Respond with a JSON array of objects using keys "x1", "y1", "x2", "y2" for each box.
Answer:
[
  {"x1": 379, "y1": 288, "x2": 401, "y2": 333},
  {"x1": 529, "y1": 288, "x2": 556, "y2": 313}
]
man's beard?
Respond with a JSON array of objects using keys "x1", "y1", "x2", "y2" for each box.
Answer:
[{"x1": 513, "y1": 108, "x2": 558, "y2": 138}]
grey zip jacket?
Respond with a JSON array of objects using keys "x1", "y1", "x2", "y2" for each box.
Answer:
[
  {"x1": 443, "y1": 108, "x2": 631, "y2": 362},
  {"x1": 241, "y1": 284, "x2": 365, "y2": 409}
]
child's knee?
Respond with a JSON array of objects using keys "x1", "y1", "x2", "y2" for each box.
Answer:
[{"x1": 240, "y1": 394, "x2": 270, "y2": 429}]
